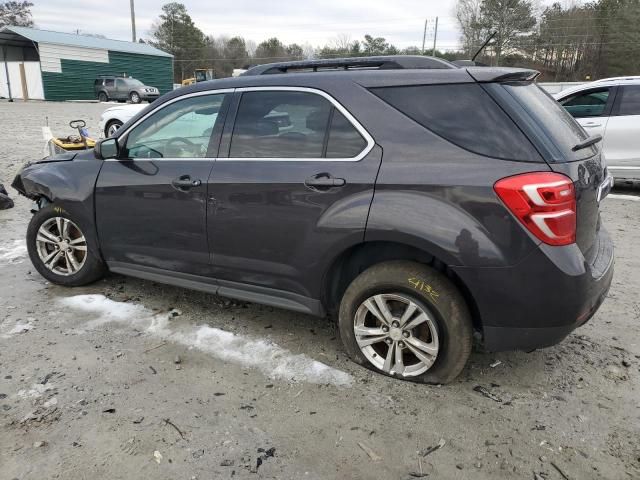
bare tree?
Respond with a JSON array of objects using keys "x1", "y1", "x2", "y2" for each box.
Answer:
[
  {"x1": 0, "y1": 1, "x2": 34, "y2": 29},
  {"x1": 456, "y1": 0, "x2": 486, "y2": 55}
]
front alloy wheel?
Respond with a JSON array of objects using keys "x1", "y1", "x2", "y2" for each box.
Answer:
[
  {"x1": 354, "y1": 293, "x2": 439, "y2": 377},
  {"x1": 35, "y1": 217, "x2": 87, "y2": 276},
  {"x1": 27, "y1": 205, "x2": 106, "y2": 286},
  {"x1": 130, "y1": 92, "x2": 141, "y2": 104}
]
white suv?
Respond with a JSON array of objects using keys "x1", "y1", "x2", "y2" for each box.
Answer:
[{"x1": 554, "y1": 77, "x2": 640, "y2": 183}]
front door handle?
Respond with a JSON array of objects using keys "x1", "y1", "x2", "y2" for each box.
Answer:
[
  {"x1": 172, "y1": 175, "x2": 201, "y2": 190},
  {"x1": 583, "y1": 123, "x2": 602, "y2": 128},
  {"x1": 304, "y1": 173, "x2": 346, "y2": 190}
]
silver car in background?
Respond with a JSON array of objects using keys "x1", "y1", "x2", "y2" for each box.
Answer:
[{"x1": 554, "y1": 77, "x2": 640, "y2": 185}]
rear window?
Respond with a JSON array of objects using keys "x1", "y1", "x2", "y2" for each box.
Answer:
[
  {"x1": 370, "y1": 83, "x2": 541, "y2": 162},
  {"x1": 501, "y1": 83, "x2": 593, "y2": 161}
]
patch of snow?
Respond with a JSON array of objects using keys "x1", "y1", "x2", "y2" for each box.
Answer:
[
  {"x1": 607, "y1": 193, "x2": 640, "y2": 202},
  {"x1": 1, "y1": 322, "x2": 34, "y2": 339},
  {"x1": 58, "y1": 294, "x2": 352, "y2": 387},
  {"x1": 59, "y1": 294, "x2": 150, "y2": 328},
  {"x1": 0, "y1": 240, "x2": 27, "y2": 264},
  {"x1": 17, "y1": 383, "x2": 54, "y2": 399}
]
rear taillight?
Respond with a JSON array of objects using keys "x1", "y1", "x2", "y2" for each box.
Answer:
[{"x1": 494, "y1": 172, "x2": 576, "y2": 246}]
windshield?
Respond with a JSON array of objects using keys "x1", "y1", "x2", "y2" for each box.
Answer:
[{"x1": 501, "y1": 83, "x2": 595, "y2": 161}]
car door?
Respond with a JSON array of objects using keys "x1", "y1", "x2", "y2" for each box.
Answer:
[
  {"x1": 603, "y1": 85, "x2": 640, "y2": 173},
  {"x1": 104, "y1": 78, "x2": 115, "y2": 98},
  {"x1": 558, "y1": 86, "x2": 616, "y2": 138},
  {"x1": 116, "y1": 78, "x2": 129, "y2": 100},
  {"x1": 207, "y1": 87, "x2": 381, "y2": 305},
  {"x1": 95, "y1": 91, "x2": 230, "y2": 276}
]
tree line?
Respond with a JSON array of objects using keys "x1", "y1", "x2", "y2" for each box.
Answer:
[
  {"x1": 457, "y1": 0, "x2": 640, "y2": 80},
  {"x1": 148, "y1": 3, "x2": 468, "y2": 82},
  {"x1": 2, "y1": 0, "x2": 637, "y2": 82}
]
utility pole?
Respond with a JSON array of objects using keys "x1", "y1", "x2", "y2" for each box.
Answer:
[
  {"x1": 432, "y1": 17, "x2": 439, "y2": 57},
  {"x1": 421, "y1": 19, "x2": 428, "y2": 54},
  {"x1": 130, "y1": 0, "x2": 137, "y2": 42}
]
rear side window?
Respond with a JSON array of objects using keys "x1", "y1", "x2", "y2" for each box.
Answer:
[
  {"x1": 326, "y1": 110, "x2": 367, "y2": 158},
  {"x1": 560, "y1": 88, "x2": 610, "y2": 118},
  {"x1": 618, "y1": 85, "x2": 640, "y2": 116},
  {"x1": 370, "y1": 83, "x2": 541, "y2": 161}
]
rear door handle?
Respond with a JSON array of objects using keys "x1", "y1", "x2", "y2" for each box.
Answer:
[
  {"x1": 583, "y1": 123, "x2": 602, "y2": 128},
  {"x1": 304, "y1": 173, "x2": 346, "y2": 189},
  {"x1": 172, "y1": 175, "x2": 201, "y2": 190}
]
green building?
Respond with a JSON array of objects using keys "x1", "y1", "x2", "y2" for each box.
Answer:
[{"x1": 0, "y1": 26, "x2": 173, "y2": 101}]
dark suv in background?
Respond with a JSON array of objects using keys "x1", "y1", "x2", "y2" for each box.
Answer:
[
  {"x1": 13, "y1": 56, "x2": 614, "y2": 384},
  {"x1": 94, "y1": 75, "x2": 159, "y2": 103}
]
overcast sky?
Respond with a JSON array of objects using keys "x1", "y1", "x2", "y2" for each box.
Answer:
[
  {"x1": 31, "y1": 0, "x2": 479, "y2": 51},
  {"x1": 31, "y1": 0, "x2": 566, "y2": 52}
]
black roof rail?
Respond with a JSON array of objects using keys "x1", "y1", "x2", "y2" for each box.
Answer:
[{"x1": 242, "y1": 55, "x2": 458, "y2": 76}]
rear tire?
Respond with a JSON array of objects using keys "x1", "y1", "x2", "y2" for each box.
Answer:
[
  {"x1": 338, "y1": 261, "x2": 473, "y2": 384},
  {"x1": 98, "y1": 91, "x2": 108, "y2": 102},
  {"x1": 26, "y1": 205, "x2": 106, "y2": 287}
]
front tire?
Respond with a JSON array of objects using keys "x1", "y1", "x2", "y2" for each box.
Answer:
[
  {"x1": 105, "y1": 119, "x2": 123, "y2": 137},
  {"x1": 338, "y1": 261, "x2": 473, "y2": 384},
  {"x1": 27, "y1": 205, "x2": 106, "y2": 286},
  {"x1": 129, "y1": 91, "x2": 141, "y2": 104}
]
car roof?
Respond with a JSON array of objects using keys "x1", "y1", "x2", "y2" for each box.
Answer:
[
  {"x1": 555, "y1": 77, "x2": 640, "y2": 98},
  {"x1": 157, "y1": 61, "x2": 538, "y2": 106}
]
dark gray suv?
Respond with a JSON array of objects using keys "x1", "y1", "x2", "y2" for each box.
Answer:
[{"x1": 12, "y1": 56, "x2": 614, "y2": 384}]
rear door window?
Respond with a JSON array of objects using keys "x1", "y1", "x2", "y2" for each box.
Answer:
[
  {"x1": 104, "y1": 79, "x2": 114, "y2": 87},
  {"x1": 618, "y1": 85, "x2": 640, "y2": 116},
  {"x1": 230, "y1": 91, "x2": 331, "y2": 158},
  {"x1": 370, "y1": 83, "x2": 541, "y2": 162},
  {"x1": 560, "y1": 88, "x2": 611, "y2": 117}
]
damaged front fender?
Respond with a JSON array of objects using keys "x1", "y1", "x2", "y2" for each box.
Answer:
[{"x1": 11, "y1": 152, "x2": 104, "y2": 243}]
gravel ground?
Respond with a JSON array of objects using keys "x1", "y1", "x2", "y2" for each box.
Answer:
[{"x1": 0, "y1": 100, "x2": 639, "y2": 480}]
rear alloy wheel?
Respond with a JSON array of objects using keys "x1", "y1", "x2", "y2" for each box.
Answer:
[
  {"x1": 27, "y1": 205, "x2": 106, "y2": 286},
  {"x1": 129, "y1": 91, "x2": 141, "y2": 104},
  {"x1": 338, "y1": 261, "x2": 473, "y2": 384},
  {"x1": 354, "y1": 293, "x2": 440, "y2": 377},
  {"x1": 105, "y1": 120, "x2": 123, "y2": 137}
]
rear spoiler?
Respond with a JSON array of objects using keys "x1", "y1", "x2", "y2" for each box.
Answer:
[{"x1": 467, "y1": 67, "x2": 540, "y2": 83}]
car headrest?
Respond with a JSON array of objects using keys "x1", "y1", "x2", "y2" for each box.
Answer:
[
  {"x1": 306, "y1": 109, "x2": 330, "y2": 132},
  {"x1": 235, "y1": 119, "x2": 278, "y2": 137}
]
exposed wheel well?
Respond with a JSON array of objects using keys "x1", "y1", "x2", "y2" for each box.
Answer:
[{"x1": 322, "y1": 241, "x2": 482, "y2": 332}]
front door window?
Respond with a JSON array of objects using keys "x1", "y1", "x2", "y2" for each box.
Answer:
[{"x1": 125, "y1": 94, "x2": 225, "y2": 159}]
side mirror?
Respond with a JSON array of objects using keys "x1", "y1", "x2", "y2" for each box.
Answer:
[{"x1": 94, "y1": 138, "x2": 119, "y2": 160}]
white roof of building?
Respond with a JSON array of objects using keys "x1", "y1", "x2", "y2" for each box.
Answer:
[{"x1": 0, "y1": 26, "x2": 172, "y2": 57}]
